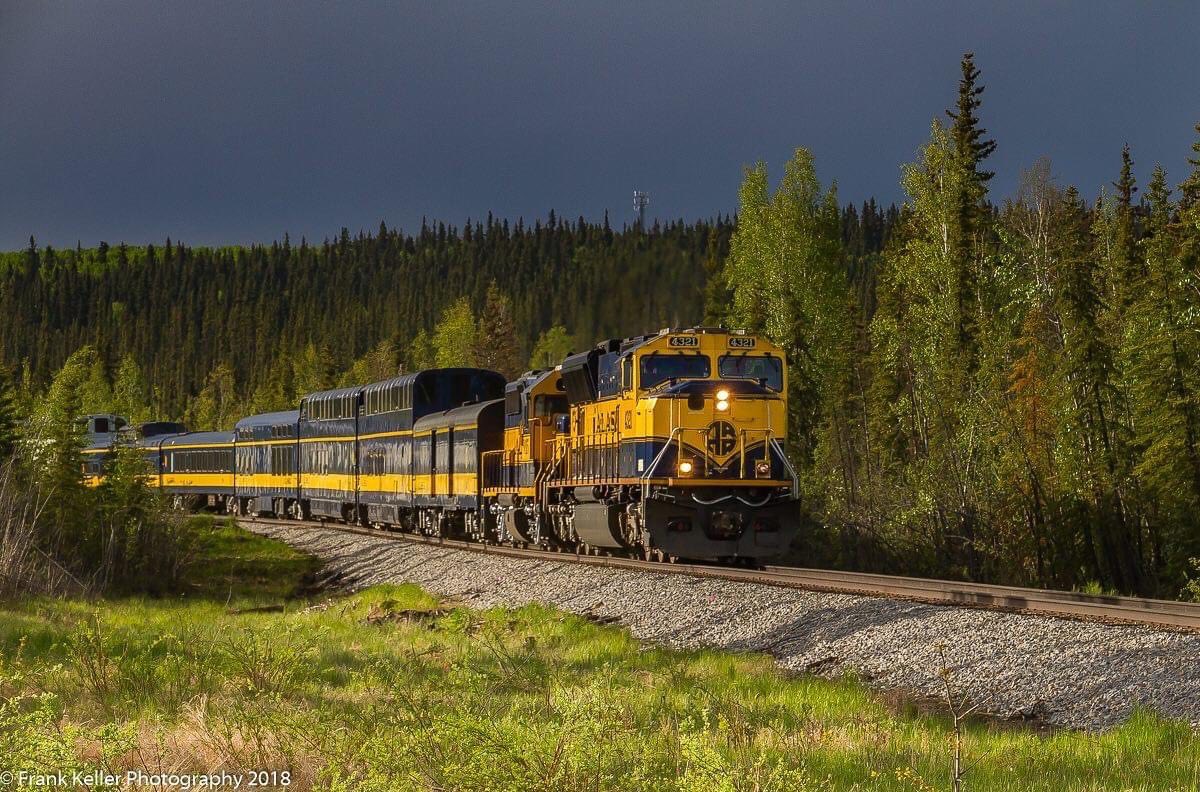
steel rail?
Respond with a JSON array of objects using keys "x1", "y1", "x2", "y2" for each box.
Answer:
[{"x1": 244, "y1": 517, "x2": 1200, "y2": 632}]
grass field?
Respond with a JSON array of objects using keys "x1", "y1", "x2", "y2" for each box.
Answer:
[{"x1": 0, "y1": 516, "x2": 1195, "y2": 791}]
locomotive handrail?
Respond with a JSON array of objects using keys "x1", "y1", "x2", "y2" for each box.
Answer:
[
  {"x1": 732, "y1": 426, "x2": 776, "y2": 479},
  {"x1": 640, "y1": 426, "x2": 683, "y2": 505},
  {"x1": 770, "y1": 437, "x2": 800, "y2": 498},
  {"x1": 640, "y1": 425, "x2": 797, "y2": 499},
  {"x1": 535, "y1": 437, "x2": 568, "y2": 504}
]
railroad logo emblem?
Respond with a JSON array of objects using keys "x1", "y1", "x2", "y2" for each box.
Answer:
[{"x1": 707, "y1": 421, "x2": 737, "y2": 456}]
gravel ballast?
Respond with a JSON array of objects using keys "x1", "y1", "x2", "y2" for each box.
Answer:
[{"x1": 246, "y1": 522, "x2": 1200, "y2": 732}]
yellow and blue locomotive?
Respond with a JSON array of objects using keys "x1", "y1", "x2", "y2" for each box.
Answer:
[
  {"x1": 81, "y1": 326, "x2": 799, "y2": 563},
  {"x1": 482, "y1": 327, "x2": 799, "y2": 561}
]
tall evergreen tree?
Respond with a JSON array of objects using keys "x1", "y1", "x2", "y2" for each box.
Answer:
[
  {"x1": 473, "y1": 281, "x2": 522, "y2": 377},
  {"x1": 1111, "y1": 144, "x2": 1142, "y2": 307},
  {"x1": 701, "y1": 228, "x2": 732, "y2": 326},
  {"x1": 1179, "y1": 123, "x2": 1200, "y2": 246},
  {"x1": 945, "y1": 52, "x2": 997, "y2": 371},
  {"x1": 0, "y1": 365, "x2": 19, "y2": 459},
  {"x1": 1125, "y1": 166, "x2": 1200, "y2": 577}
]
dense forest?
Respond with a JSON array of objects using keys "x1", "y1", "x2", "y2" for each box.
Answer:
[
  {"x1": 3, "y1": 53, "x2": 1199, "y2": 598},
  {"x1": 0, "y1": 214, "x2": 725, "y2": 416},
  {"x1": 0, "y1": 205, "x2": 894, "y2": 422}
]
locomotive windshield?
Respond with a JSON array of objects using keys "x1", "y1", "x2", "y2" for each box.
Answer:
[
  {"x1": 640, "y1": 353, "x2": 711, "y2": 390},
  {"x1": 718, "y1": 354, "x2": 783, "y2": 391}
]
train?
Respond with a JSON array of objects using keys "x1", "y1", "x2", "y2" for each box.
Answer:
[{"x1": 82, "y1": 327, "x2": 801, "y2": 562}]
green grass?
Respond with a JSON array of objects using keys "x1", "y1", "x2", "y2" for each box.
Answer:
[
  {"x1": 184, "y1": 514, "x2": 321, "y2": 603},
  {"x1": 0, "y1": 521, "x2": 1195, "y2": 790}
]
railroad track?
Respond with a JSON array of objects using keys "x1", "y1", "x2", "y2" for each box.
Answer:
[{"x1": 245, "y1": 516, "x2": 1200, "y2": 632}]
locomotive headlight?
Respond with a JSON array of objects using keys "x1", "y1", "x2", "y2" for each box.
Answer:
[
  {"x1": 716, "y1": 399, "x2": 730, "y2": 412},
  {"x1": 678, "y1": 460, "x2": 694, "y2": 475},
  {"x1": 716, "y1": 389, "x2": 730, "y2": 401}
]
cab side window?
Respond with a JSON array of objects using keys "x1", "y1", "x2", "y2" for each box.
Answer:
[{"x1": 596, "y1": 353, "x2": 620, "y2": 398}]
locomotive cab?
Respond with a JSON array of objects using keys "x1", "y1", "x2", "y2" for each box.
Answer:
[{"x1": 633, "y1": 334, "x2": 791, "y2": 486}]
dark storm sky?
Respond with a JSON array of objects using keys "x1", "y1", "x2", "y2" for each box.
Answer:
[{"x1": 1, "y1": 1, "x2": 1197, "y2": 249}]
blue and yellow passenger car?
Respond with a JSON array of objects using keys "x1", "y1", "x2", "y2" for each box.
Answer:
[
  {"x1": 161, "y1": 431, "x2": 236, "y2": 509},
  {"x1": 411, "y1": 398, "x2": 504, "y2": 538},
  {"x1": 234, "y1": 411, "x2": 299, "y2": 517},
  {"x1": 298, "y1": 386, "x2": 362, "y2": 521},
  {"x1": 357, "y1": 369, "x2": 506, "y2": 527}
]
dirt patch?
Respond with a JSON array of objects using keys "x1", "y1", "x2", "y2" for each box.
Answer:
[
  {"x1": 878, "y1": 687, "x2": 1057, "y2": 735},
  {"x1": 362, "y1": 600, "x2": 453, "y2": 626}
]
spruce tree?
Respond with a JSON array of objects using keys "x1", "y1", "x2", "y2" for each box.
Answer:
[
  {"x1": 0, "y1": 365, "x2": 20, "y2": 460},
  {"x1": 1179, "y1": 123, "x2": 1200, "y2": 246},
  {"x1": 701, "y1": 228, "x2": 732, "y2": 326},
  {"x1": 473, "y1": 281, "x2": 522, "y2": 377},
  {"x1": 1127, "y1": 167, "x2": 1200, "y2": 546},
  {"x1": 1112, "y1": 144, "x2": 1142, "y2": 305},
  {"x1": 945, "y1": 52, "x2": 996, "y2": 371},
  {"x1": 947, "y1": 53, "x2": 997, "y2": 194}
]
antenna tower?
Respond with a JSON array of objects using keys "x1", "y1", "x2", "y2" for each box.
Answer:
[{"x1": 633, "y1": 190, "x2": 649, "y2": 229}]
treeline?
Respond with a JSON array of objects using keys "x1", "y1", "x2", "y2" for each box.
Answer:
[
  {"x1": 714, "y1": 54, "x2": 1200, "y2": 597},
  {"x1": 1, "y1": 217, "x2": 716, "y2": 420},
  {"x1": 0, "y1": 207, "x2": 896, "y2": 427}
]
